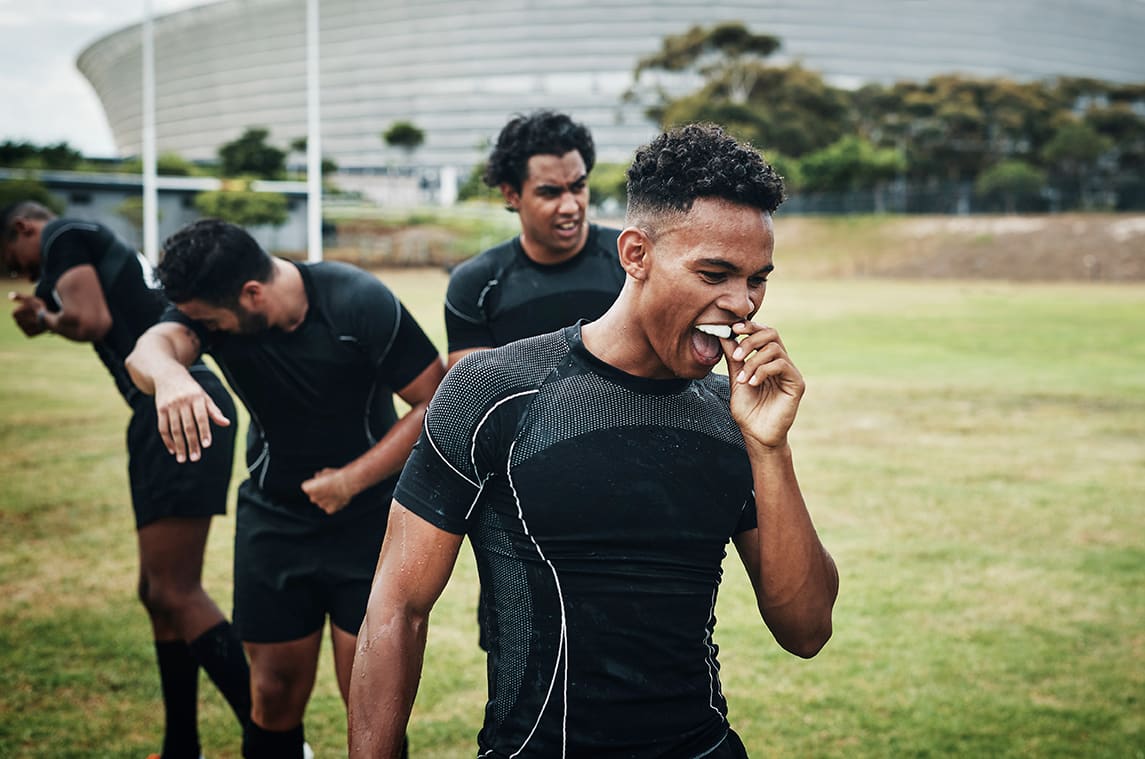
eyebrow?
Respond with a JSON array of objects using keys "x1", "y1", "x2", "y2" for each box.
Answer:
[
  {"x1": 696, "y1": 257, "x2": 775, "y2": 276},
  {"x1": 534, "y1": 174, "x2": 588, "y2": 192}
]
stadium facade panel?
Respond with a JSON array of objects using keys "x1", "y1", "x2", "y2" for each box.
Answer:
[{"x1": 78, "y1": 0, "x2": 1145, "y2": 171}]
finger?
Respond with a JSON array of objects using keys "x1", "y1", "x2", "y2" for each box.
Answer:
[
  {"x1": 164, "y1": 409, "x2": 188, "y2": 462},
  {"x1": 192, "y1": 399, "x2": 214, "y2": 450},
  {"x1": 179, "y1": 404, "x2": 203, "y2": 461},
  {"x1": 156, "y1": 412, "x2": 177, "y2": 457},
  {"x1": 206, "y1": 396, "x2": 231, "y2": 428}
]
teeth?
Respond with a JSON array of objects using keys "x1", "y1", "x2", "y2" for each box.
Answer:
[{"x1": 696, "y1": 324, "x2": 732, "y2": 339}]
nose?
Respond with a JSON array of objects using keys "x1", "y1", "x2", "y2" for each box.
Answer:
[
  {"x1": 716, "y1": 285, "x2": 755, "y2": 319},
  {"x1": 558, "y1": 189, "x2": 582, "y2": 214}
]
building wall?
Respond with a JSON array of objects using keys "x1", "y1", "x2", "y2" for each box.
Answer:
[{"x1": 77, "y1": 0, "x2": 1145, "y2": 174}]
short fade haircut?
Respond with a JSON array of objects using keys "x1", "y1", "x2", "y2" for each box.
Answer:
[
  {"x1": 1, "y1": 201, "x2": 55, "y2": 239},
  {"x1": 625, "y1": 123, "x2": 785, "y2": 236},
  {"x1": 157, "y1": 218, "x2": 273, "y2": 306},
  {"x1": 482, "y1": 110, "x2": 596, "y2": 196}
]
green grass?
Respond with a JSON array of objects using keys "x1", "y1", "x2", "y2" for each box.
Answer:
[{"x1": 1, "y1": 268, "x2": 1142, "y2": 758}]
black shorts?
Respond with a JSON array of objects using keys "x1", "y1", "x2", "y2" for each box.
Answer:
[
  {"x1": 127, "y1": 368, "x2": 237, "y2": 530},
  {"x1": 701, "y1": 728, "x2": 750, "y2": 758},
  {"x1": 232, "y1": 480, "x2": 389, "y2": 643}
]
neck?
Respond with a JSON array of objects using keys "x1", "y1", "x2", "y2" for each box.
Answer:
[
  {"x1": 581, "y1": 286, "x2": 673, "y2": 380},
  {"x1": 266, "y1": 258, "x2": 309, "y2": 331}
]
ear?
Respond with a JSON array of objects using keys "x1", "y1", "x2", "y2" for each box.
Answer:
[
  {"x1": 617, "y1": 226, "x2": 651, "y2": 281},
  {"x1": 499, "y1": 183, "x2": 520, "y2": 211},
  {"x1": 238, "y1": 280, "x2": 263, "y2": 309}
]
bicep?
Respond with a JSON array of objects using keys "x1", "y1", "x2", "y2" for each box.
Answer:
[
  {"x1": 54, "y1": 265, "x2": 112, "y2": 340},
  {"x1": 396, "y1": 357, "x2": 446, "y2": 408},
  {"x1": 139, "y1": 321, "x2": 204, "y2": 366},
  {"x1": 373, "y1": 500, "x2": 464, "y2": 616},
  {"x1": 733, "y1": 528, "x2": 763, "y2": 594},
  {"x1": 446, "y1": 347, "x2": 486, "y2": 371}
]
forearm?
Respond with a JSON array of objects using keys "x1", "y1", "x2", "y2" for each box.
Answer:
[
  {"x1": 750, "y1": 442, "x2": 838, "y2": 656},
  {"x1": 348, "y1": 602, "x2": 429, "y2": 758},
  {"x1": 338, "y1": 401, "x2": 429, "y2": 498},
  {"x1": 126, "y1": 329, "x2": 194, "y2": 395},
  {"x1": 40, "y1": 309, "x2": 108, "y2": 343}
]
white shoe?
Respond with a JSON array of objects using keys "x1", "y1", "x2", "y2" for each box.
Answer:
[{"x1": 303, "y1": 742, "x2": 315, "y2": 759}]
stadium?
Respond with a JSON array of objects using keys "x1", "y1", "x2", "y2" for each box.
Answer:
[{"x1": 78, "y1": 0, "x2": 1145, "y2": 174}]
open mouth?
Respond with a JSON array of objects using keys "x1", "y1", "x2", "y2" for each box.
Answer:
[{"x1": 691, "y1": 324, "x2": 731, "y2": 364}]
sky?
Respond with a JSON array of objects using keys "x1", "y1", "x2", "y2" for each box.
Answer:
[{"x1": 0, "y1": 0, "x2": 207, "y2": 158}]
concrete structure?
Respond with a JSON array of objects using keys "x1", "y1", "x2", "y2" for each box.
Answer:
[
  {"x1": 78, "y1": 0, "x2": 1145, "y2": 176},
  {"x1": 2, "y1": 169, "x2": 310, "y2": 254}
]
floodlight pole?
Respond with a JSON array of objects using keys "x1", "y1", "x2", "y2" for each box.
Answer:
[
  {"x1": 142, "y1": 0, "x2": 159, "y2": 265},
  {"x1": 306, "y1": 0, "x2": 323, "y2": 262}
]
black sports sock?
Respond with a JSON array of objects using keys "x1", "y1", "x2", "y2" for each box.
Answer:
[
  {"x1": 242, "y1": 721, "x2": 305, "y2": 759},
  {"x1": 154, "y1": 640, "x2": 201, "y2": 759},
  {"x1": 189, "y1": 620, "x2": 252, "y2": 728}
]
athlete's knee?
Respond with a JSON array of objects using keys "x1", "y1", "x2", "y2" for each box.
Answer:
[
  {"x1": 138, "y1": 572, "x2": 201, "y2": 618},
  {"x1": 250, "y1": 666, "x2": 309, "y2": 725}
]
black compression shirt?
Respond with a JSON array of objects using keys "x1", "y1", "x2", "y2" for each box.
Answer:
[
  {"x1": 443, "y1": 224, "x2": 624, "y2": 353},
  {"x1": 35, "y1": 219, "x2": 169, "y2": 404},
  {"x1": 165, "y1": 261, "x2": 439, "y2": 517},
  {"x1": 396, "y1": 324, "x2": 758, "y2": 758}
]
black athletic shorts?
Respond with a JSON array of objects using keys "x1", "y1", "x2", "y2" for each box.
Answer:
[
  {"x1": 126, "y1": 368, "x2": 237, "y2": 530},
  {"x1": 702, "y1": 728, "x2": 750, "y2": 758},
  {"x1": 232, "y1": 480, "x2": 389, "y2": 643}
]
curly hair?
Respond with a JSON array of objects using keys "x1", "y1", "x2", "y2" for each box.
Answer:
[
  {"x1": 157, "y1": 218, "x2": 272, "y2": 306},
  {"x1": 482, "y1": 110, "x2": 596, "y2": 195},
  {"x1": 625, "y1": 123, "x2": 785, "y2": 233}
]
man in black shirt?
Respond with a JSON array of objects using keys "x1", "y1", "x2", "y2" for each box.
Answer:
[
  {"x1": 446, "y1": 110, "x2": 627, "y2": 652},
  {"x1": 349, "y1": 124, "x2": 839, "y2": 758},
  {"x1": 126, "y1": 219, "x2": 444, "y2": 759},
  {"x1": 3, "y1": 202, "x2": 250, "y2": 759},
  {"x1": 445, "y1": 110, "x2": 625, "y2": 368}
]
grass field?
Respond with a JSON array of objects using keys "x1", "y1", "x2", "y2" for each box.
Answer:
[{"x1": 1, "y1": 260, "x2": 1143, "y2": 757}]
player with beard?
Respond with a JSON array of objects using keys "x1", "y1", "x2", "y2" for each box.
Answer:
[
  {"x1": 126, "y1": 219, "x2": 444, "y2": 759},
  {"x1": 348, "y1": 124, "x2": 839, "y2": 758}
]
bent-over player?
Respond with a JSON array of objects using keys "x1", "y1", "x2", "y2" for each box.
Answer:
[
  {"x1": 126, "y1": 219, "x2": 444, "y2": 759},
  {"x1": 3, "y1": 202, "x2": 249, "y2": 759}
]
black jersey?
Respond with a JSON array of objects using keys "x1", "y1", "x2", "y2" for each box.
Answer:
[
  {"x1": 396, "y1": 324, "x2": 758, "y2": 758},
  {"x1": 164, "y1": 261, "x2": 439, "y2": 519},
  {"x1": 443, "y1": 224, "x2": 624, "y2": 353},
  {"x1": 34, "y1": 219, "x2": 167, "y2": 403}
]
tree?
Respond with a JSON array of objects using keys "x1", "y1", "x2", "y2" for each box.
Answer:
[
  {"x1": 975, "y1": 160, "x2": 1046, "y2": 213},
  {"x1": 799, "y1": 136, "x2": 906, "y2": 193},
  {"x1": 630, "y1": 25, "x2": 848, "y2": 158},
  {"x1": 383, "y1": 121, "x2": 425, "y2": 155},
  {"x1": 194, "y1": 189, "x2": 288, "y2": 227},
  {"x1": 633, "y1": 22, "x2": 781, "y2": 105},
  {"x1": 0, "y1": 178, "x2": 65, "y2": 213},
  {"x1": 287, "y1": 137, "x2": 339, "y2": 175},
  {"x1": 123, "y1": 152, "x2": 198, "y2": 176},
  {"x1": 217, "y1": 127, "x2": 286, "y2": 179},
  {"x1": 1041, "y1": 121, "x2": 1114, "y2": 208},
  {"x1": 0, "y1": 140, "x2": 82, "y2": 170}
]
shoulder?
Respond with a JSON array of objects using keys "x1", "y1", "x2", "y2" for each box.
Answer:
[
  {"x1": 307, "y1": 261, "x2": 397, "y2": 311},
  {"x1": 41, "y1": 218, "x2": 104, "y2": 252},
  {"x1": 699, "y1": 371, "x2": 733, "y2": 403},
  {"x1": 439, "y1": 330, "x2": 570, "y2": 408},
  {"x1": 447, "y1": 238, "x2": 517, "y2": 292}
]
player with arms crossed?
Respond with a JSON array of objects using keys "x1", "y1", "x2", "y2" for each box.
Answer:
[{"x1": 348, "y1": 124, "x2": 839, "y2": 758}]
